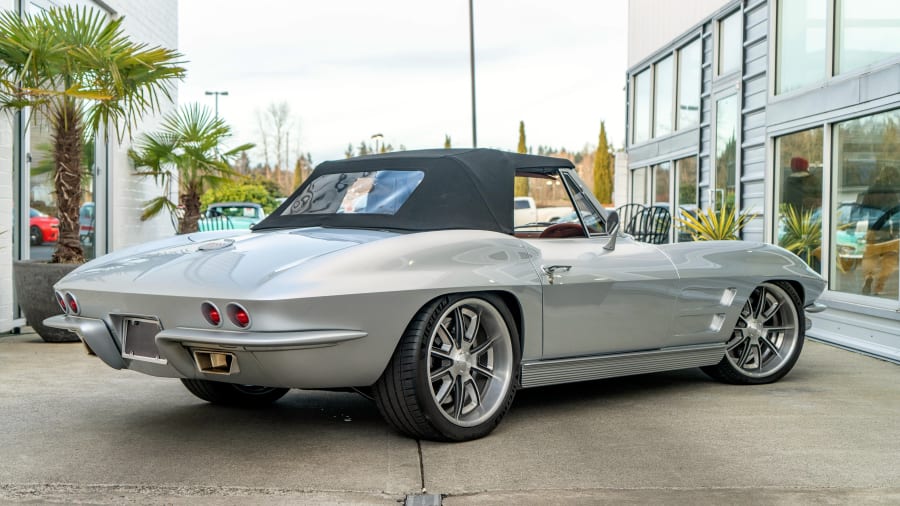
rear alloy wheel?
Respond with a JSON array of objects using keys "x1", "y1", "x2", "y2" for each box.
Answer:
[
  {"x1": 702, "y1": 282, "x2": 804, "y2": 384},
  {"x1": 181, "y1": 379, "x2": 289, "y2": 407},
  {"x1": 374, "y1": 294, "x2": 520, "y2": 441}
]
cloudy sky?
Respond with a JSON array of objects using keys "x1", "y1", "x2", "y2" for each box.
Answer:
[{"x1": 178, "y1": 0, "x2": 628, "y2": 166}]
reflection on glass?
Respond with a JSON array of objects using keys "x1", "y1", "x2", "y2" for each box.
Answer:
[
  {"x1": 633, "y1": 70, "x2": 651, "y2": 143},
  {"x1": 653, "y1": 56, "x2": 673, "y2": 137},
  {"x1": 776, "y1": 0, "x2": 826, "y2": 94},
  {"x1": 775, "y1": 128, "x2": 824, "y2": 272},
  {"x1": 675, "y1": 157, "x2": 698, "y2": 242},
  {"x1": 653, "y1": 163, "x2": 670, "y2": 204},
  {"x1": 836, "y1": 0, "x2": 900, "y2": 75},
  {"x1": 718, "y1": 11, "x2": 741, "y2": 75},
  {"x1": 632, "y1": 167, "x2": 648, "y2": 205},
  {"x1": 677, "y1": 39, "x2": 701, "y2": 130},
  {"x1": 283, "y1": 170, "x2": 425, "y2": 216},
  {"x1": 715, "y1": 95, "x2": 738, "y2": 212},
  {"x1": 832, "y1": 109, "x2": 900, "y2": 299},
  {"x1": 29, "y1": 120, "x2": 97, "y2": 261}
]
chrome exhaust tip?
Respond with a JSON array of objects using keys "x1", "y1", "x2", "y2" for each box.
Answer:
[{"x1": 192, "y1": 349, "x2": 239, "y2": 375}]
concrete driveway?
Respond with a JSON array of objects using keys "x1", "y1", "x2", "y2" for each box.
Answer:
[{"x1": 1, "y1": 332, "x2": 898, "y2": 505}]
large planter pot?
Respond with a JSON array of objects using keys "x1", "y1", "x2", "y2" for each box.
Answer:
[{"x1": 13, "y1": 260, "x2": 79, "y2": 342}]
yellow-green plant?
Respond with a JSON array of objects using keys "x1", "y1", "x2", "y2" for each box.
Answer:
[
  {"x1": 678, "y1": 206, "x2": 756, "y2": 241},
  {"x1": 779, "y1": 204, "x2": 821, "y2": 265}
]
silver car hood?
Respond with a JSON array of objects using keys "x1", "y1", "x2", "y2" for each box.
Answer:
[{"x1": 59, "y1": 227, "x2": 400, "y2": 297}]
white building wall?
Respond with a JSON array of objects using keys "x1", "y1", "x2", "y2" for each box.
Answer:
[
  {"x1": 628, "y1": 0, "x2": 729, "y2": 67},
  {"x1": 105, "y1": 0, "x2": 179, "y2": 251}
]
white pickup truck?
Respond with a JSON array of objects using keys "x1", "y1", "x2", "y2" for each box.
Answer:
[{"x1": 514, "y1": 196, "x2": 572, "y2": 227}]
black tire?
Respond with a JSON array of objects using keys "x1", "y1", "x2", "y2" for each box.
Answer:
[
  {"x1": 30, "y1": 226, "x2": 43, "y2": 246},
  {"x1": 702, "y1": 282, "x2": 805, "y2": 385},
  {"x1": 180, "y1": 379, "x2": 289, "y2": 407},
  {"x1": 373, "y1": 293, "x2": 521, "y2": 442}
]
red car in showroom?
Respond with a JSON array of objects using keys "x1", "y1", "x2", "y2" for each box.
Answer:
[{"x1": 30, "y1": 208, "x2": 59, "y2": 245}]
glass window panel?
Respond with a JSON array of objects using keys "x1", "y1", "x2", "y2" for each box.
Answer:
[
  {"x1": 653, "y1": 56, "x2": 674, "y2": 137},
  {"x1": 29, "y1": 119, "x2": 56, "y2": 261},
  {"x1": 633, "y1": 70, "x2": 651, "y2": 144},
  {"x1": 513, "y1": 172, "x2": 576, "y2": 234},
  {"x1": 718, "y1": 11, "x2": 741, "y2": 75},
  {"x1": 714, "y1": 95, "x2": 738, "y2": 212},
  {"x1": 632, "y1": 167, "x2": 648, "y2": 205},
  {"x1": 653, "y1": 163, "x2": 670, "y2": 204},
  {"x1": 282, "y1": 170, "x2": 424, "y2": 216},
  {"x1": 775, "y1": 128, "x2": 824, "y2": 272},
  {"x1": 776, "y1": 0, "x2": 826, "y2": 94},
  {"x1": 832, "y1": 109, "x2": 900, "y2": 300},
  {"x1": 677, "y1": 39, "x2": 701, "y2": 130},
  {"x1": 836, "y1": 0, "x2": 900, "y2": 75},
  {"x1": 675, "y1": 157, "x2": 698, "y2": 242}
]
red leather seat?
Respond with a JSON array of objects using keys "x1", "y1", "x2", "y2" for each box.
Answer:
[{"x1": 539, "y1": 222, "x2": 585, "y2": 238}]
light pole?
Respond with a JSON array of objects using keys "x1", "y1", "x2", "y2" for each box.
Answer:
[
  {"x1": 204, "y1": 90, "x2": 229, "y2": 118},
  {"x1": 468, "y1": 0, "x2": 477, "y2": 148},
  {"x1": 371, "y1": 133, "x2": 383, "y2": 154}
]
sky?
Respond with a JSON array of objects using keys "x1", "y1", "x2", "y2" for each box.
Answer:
[{"x1": 178, "y1": 0, "x2": 628, "y2": 167}]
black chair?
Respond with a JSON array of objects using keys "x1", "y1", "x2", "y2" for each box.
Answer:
[
  {"x1": 632, "y1": 205, "x2": 672, "y2": 244},
  {"x1": 615, "y1": 203, "x2": 645, "y2": 236}
]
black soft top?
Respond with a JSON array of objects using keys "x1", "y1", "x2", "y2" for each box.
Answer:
[{"x1": 254, "y1": 148, "x2": 574, "y2": 234}]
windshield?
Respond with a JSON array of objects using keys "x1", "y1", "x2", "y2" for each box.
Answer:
[{"x1": 281, "y1": 170, "x2": 425, "y2": 216}]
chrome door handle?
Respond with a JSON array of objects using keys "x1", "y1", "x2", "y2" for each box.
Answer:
[{"x1": 542, "y1": 265, "x2": 571, "y2": 284}]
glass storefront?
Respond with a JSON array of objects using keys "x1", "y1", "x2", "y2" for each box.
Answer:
[
  {"x1": 653, "y1": 163, "x2": 670, "y2": 205},
  {"x1": 28, "y1": 119, "x2": 98, "y2": 261},
  {"x1": 776, "y1": 0, "x2": 826, "y2": 94},
  {"x1": 653, "y1": 56, "x2": 673, "y2": 137},
  {"x1": 832, "y1": 109, "x2": 900, "y2": 299},
  {"x1": 631, "y1": 167, "x2": 648, "y2": 205},
  {"x1": 675, "y1": 157, "x2": 698, "y2": 241},
  {"x1": 677, "y1": 39, "x2": 701, "y2": 130},
  {"x1": 718, "y1": 11, "x2": 741, "y2": 75},
  {"x1": 775, "y1": 127, "x2": 824, "y2": 272},
  {"x1": 835, "y1": 0, "x2": 900, "y2": 75},
  {"x1": 633, "y1": 70, "x2": 651, "y2": 144},
  {"x1": 715, "y1": 95, "x2": 738, "y2": 211}
]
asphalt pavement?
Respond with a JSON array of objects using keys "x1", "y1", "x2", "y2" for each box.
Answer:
[{"x1": 1, "y1": 331, "x2": 898, "y2": 505}]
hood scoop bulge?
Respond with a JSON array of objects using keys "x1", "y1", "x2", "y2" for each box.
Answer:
[{"x1": 198, "y1": 239, "x2": 235, "y2": 251}]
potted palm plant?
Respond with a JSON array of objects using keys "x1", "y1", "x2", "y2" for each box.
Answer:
[
  {"x1": 677, "y1": 205, "x2": 756, "y2": 241},
  {"x1": 130, "y1": 104, "x2": 253, "y2": 234},
  {"x1": 0, "y1": 6, "x2": 184, "y2": 341}
]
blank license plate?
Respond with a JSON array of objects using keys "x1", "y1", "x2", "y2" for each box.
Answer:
[{"x1": 122, "y1": 318, "x2": 164, "y2": 363}]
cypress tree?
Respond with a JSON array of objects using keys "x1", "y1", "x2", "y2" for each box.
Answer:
[
  {"x1": 444, "y1": 135, "x2": 451, "y2": 149},
  {"x1": 515, "y1": 121, "x2": 530, "y2": 197},
  {"x1": 593, "y1": 121, "x2": 613, "y2": 204}
]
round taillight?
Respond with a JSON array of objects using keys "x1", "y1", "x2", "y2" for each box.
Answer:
[
  {"x1": 65, "y1": 292, "x2": 79, "y2": 315},
  {"x1": 201, "y1": 302, "x2": 222, "y2": 326},
  {"x1": 55, "y1": 291, "x2": 67, "y2": 314},
  {"x1": 227, "y1": 303, "x2": 251, "y2": 328}
]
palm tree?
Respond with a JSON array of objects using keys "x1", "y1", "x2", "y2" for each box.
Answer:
[
  {"x1": 0, "y1": 6, "x2": 184, "y2": 264},
  {"x1": 130, "y1": 104, "x2": 253, "y2": 234}
]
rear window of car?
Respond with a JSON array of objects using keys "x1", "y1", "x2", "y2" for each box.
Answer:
[{"x1": 280, "y1": 170, "x2": 425, "y2": 216}]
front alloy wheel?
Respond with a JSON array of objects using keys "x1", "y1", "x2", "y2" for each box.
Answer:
[
  {"x1": 374, "y1": 294, "x2": 520, "y2": 441},
  {"x1": 703, "y1": 282, "x2": 804, "y2": 384}
]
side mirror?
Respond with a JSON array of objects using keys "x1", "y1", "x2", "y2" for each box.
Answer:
[{"x1": 603, "y1": 210, "x2": 620, "y2": 251}]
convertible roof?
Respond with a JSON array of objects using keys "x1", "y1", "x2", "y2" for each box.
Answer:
[{"x1": 255, "y1": 148, "x2": 574, "y2": 234}]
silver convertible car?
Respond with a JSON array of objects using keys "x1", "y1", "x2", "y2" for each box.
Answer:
[{"x1": 46, "y1": 149, "x2": 826, "y2": 441}]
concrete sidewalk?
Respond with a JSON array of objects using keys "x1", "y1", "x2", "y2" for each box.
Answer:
[{"x1": 1, "y1": 331, "x2": 898, "y2": 504}]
